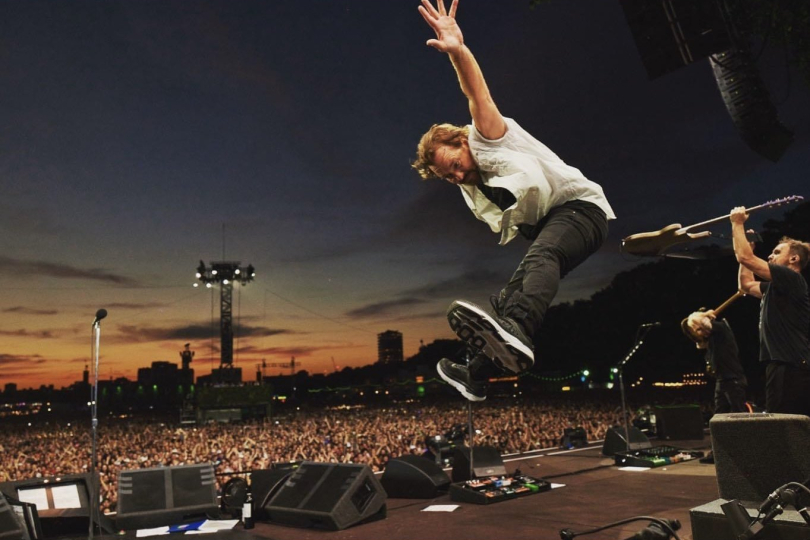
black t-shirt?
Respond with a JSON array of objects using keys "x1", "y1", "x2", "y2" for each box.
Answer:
[
  {"x1": 759, "y1": 264, "x2": 810, "y2": 367},
  {"x1": 706, "y1": 319, "x2": 746, "y2": 382}
]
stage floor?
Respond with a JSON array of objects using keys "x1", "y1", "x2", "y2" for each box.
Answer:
[{"x1": 227, "y1": 436, "x2": 717, "y2": 540}]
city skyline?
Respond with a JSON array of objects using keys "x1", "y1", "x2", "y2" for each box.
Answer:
[{"x1": 2, "y1": 0, "x2": 808, "y2": 389}]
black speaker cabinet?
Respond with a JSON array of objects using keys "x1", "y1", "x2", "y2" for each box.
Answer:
[
  {"x1": 451, "y1": 446, "x2": 506, "y2": 482},
  {"x1": 620, "y1": 0, "x2": 731, "y2": 79},
  {"x1": 115, "y1": 464, "x2": 219, "y2": 531},
  {"x1": 654, "y1": 405, "x2": 704, "y2": 440},
  {"x1": 601, "y1": 426, "x2": 651, "y2": 456},
  {"x1": 0, "y1": 473, "x2": 111, "y2": 538},
  {"x1": 264, "y1": 462, "x2": 386, "y2": 531},
  {"x1": 380, "y1": 455, "x2": 450, "y2": 499},
  {"x1": 0, "y1": 495, "x2": 25, "y2": 540},
  {"x1": 250, "y1": 469, "x2": 293, "y2": 521},
  {"x1": 560, "y1": 427, "x2": 588, "y2": 449},
  {"x1": 711, "y1": 413, "x2": 810, "y2": 503}
]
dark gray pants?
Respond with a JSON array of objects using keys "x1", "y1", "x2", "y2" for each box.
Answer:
[
  {"x1": 496, "y1": 200, "x2": 608, "y2": 338},
  {"x1": 765, "y1": 362, "x2": 810, "y2": 416},
  {"x1": 715, "y1": 379, "x2": 747, "y2": 413}
]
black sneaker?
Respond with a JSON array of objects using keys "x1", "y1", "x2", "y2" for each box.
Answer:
[
  {"x1": 447, "y1": 299, "x2": 534, "y2": 374},
  {"x1": 437, "y1": 358, "x2": 487, "y2": 401}
]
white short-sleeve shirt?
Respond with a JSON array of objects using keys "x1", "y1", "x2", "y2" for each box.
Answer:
[{"x1": 460, "y1": 117, "x2": 616, "y2": 245}]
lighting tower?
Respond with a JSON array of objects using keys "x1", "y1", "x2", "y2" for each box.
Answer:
[{"x1": 195, "y1": 260, "x2": 255, "y2": 369}]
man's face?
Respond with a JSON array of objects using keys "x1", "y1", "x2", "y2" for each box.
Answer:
[
  {"x1": 429, "y1": 141, "x2": 480, "y2": 186},
  {"x1": 768, "y1": 243, "x2": 794, "y2": 267}
]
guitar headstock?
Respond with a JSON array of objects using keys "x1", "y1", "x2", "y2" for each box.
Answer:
[{"x1": 763, "y1": 195, "x2": 804, "y2": 207}]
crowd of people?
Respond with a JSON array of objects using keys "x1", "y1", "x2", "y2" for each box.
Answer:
[{"x1": 0, "y1": 397, "x2": 627, "y2": 513}]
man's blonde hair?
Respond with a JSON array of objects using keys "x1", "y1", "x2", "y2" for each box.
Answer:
[
  {"x1": 412, "y1": 123, "x2": 470, "y2": 180},
  {"x1": 779, "y1": 236, "x2": 810, "y2": 270},
  {"x1": 681, "y1": 311, "x2": 706, "y2": 345}
]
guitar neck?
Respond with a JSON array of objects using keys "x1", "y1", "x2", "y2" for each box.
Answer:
[
  {"x1": 679, "y1": 196, "x2": 803, "y2": 233},
  {"x1": 714, "y1": 291, "x2": 744, "y2": 316},
  {"x1": 679, "y1": 202, "x2": 775, "y2": 233}
]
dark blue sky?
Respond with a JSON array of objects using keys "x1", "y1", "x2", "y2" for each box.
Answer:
[{"x1": 1, "y1": 0, "x2": 808, "y2": 387}]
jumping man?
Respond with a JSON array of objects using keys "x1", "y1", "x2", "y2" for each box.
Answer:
[{"x1": 412, "y1": 0, "x2": 615, "y2": 400}]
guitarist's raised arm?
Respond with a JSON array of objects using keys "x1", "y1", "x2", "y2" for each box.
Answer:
[
  {"x1": 731, "y1": 207, "x2": 765, "y2": 297},
  {"x1": 738, "y1": 263, "x2": 762, "y2": 299}
]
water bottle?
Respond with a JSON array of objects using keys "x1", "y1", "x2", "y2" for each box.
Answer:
[{"x1": 242, "y1": 492, "x2": 254, "y2": 530}]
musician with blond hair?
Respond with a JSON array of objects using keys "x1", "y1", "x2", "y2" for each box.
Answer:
[{"x1": 683, "y1": 308, "x2": 747, "y2": 413}]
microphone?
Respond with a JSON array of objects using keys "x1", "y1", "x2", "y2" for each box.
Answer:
[
  {"x1": 640, "y1": 322, "x2": 661, "y2": 328},
  {"x1": 759, "y1": 486, "x2": 786, "y2": 515},
  {"x1": 92, "y1": 309, "x2": 108, "y2": 325}
]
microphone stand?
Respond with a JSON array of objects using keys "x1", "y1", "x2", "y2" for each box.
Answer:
[
  {"x1": 465, "y1": 348, "x2": 474, "y2": 481},
  {"x1": 616, "y1": 325, "x2": 654, "y2": 454},
  {"x1": 89, "y1": 312, "x2": 105, "y2": 540}
]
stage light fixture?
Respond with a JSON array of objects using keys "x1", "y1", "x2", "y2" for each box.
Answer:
[{"x1": 194, "y1": 260, "x2": 256, "y2": 371}]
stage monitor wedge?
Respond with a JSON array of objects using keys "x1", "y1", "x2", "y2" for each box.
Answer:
[
  {"x1": 0, "y1": 494, "x2": 26, "y2": 540},
  {"x1": 0, "y1": 473, "x2": 112, "y2": 538},
  {"x1": 250, "y1": 469, "x2": 293, "y2": 522},
  {"x1": 602, "y1": 426, "x2": 652, "y2": 456},
  {"x1": 654, "y1": 405, "x2": 704, "y2": 440},
  {"x1": 115, "y1": 464, "x2": 219, "y2": 531},
  {"x1": 380, "y1": 455, "x2": 450, "y2": 499},
  {"x1": 451, "y1": 446, "x2": 506, "y2": 482},
  {"x1": 264, "y1": 462, "x2": 386, "y2": 531}
]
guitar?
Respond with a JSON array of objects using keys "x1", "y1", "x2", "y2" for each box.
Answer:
[
  {"x1": 621, "y1": 195, "x2": 804, "y2": 257},
  {"x1": 680, "y1": 291, "x2": 744, "y2": 374}
]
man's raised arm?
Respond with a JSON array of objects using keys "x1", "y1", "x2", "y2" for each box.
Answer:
[
  {"x1": 418, "y1": 0, "x2": 506, "y2": 139},
  {"x1": 731, "y1": 207, "x2": 765, "y2": 298}
]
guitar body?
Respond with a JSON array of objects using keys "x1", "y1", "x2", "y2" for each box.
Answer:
[{"x1": 622, "y1": 224, "x2": 688, "y2": 256}]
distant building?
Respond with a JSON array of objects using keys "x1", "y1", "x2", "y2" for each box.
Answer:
[
  {"x1": 180, "y1": 343, "x2": 194, "y2": 371},
  {"x1": 138, "y1": 360, "x2": 194, "y2": 391},
  {"x1": 377, "y1": 330, "x2": 403, "y2": 364},
  {"x1": 197, "y1": 367, "x2": 243, "y2": 386}
]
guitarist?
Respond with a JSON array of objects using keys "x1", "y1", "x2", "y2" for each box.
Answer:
[
  {"x1": 682, "y1": 310, "x2": 747, "y2": 414},
  {"x1": 731, "y1": 207, "x2": 810, "y2": 415}
]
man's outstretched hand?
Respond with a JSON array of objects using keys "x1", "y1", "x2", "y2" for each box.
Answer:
[{"x1": 418, "y1": 0, "x2": 463, "y2": 54}]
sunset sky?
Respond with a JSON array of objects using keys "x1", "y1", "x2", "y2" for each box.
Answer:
[{"x1": 2, "y1": 0, "x2": 808, "y2": 390}]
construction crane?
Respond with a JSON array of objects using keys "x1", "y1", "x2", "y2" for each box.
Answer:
[
  {"x1": 331, "y1": 357, "x2": 339, "y2": 373},
  {"x1": 264, "y1": 356, "x2": 299, "y2": 377}
]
